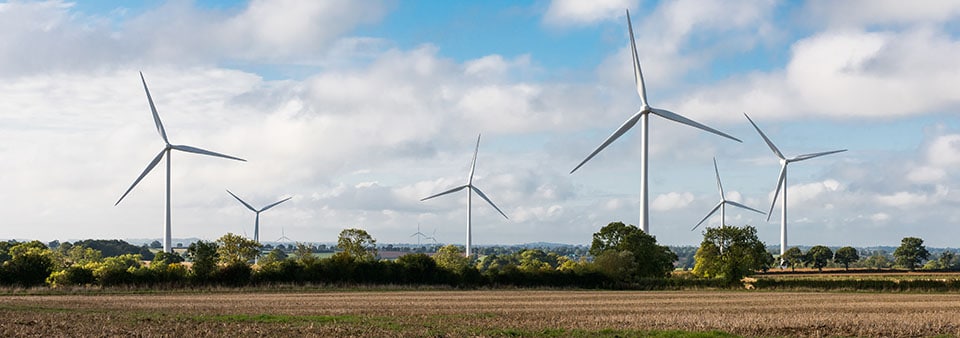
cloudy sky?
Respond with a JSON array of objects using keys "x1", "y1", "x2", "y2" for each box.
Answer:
[{"x1": 1, "y1": 0, "x2": 958, "y2": 248}]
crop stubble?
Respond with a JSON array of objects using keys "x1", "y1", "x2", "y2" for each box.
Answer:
[{"x1": 1, "y1": 290, "x2": 959, "y2": 337}]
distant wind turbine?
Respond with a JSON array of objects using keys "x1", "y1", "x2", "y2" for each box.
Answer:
[
  {"x1": 745, "y1": 113, "x2": 846, "y2": 264},
  {"x1": 115, "y1": 72, "x2": 246, "y2": 253},
  {"x1": 410, "y1": 223, "x2": 427, "y2": 246},
  {"x1": 276, "y1": 227, "x2": 292, "y2": 243},
  {"x1": 570, "y1": 9, "x2": 741, "y2": 234},
  {"x1": 690, "y1": 158, "x2": 765, "y2": 231},
  {"x1": 421, "y1": 134, "x2": 508, "y2": 257},
  {"x1": 226, "y1": 189, "x2": 292, "y2": 244}
]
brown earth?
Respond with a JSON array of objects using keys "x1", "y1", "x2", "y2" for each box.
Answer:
[{"x1": 1, "y1": 290, "x2": 959, "y2": 337}]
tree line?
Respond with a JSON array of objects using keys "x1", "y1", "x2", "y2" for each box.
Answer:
[{"x1": 1, "y1": 223, "x2": 954, "y2": 289}]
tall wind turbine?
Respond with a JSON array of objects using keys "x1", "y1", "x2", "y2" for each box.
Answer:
[
  {"x1": 116, "y1": 72, "x2": 245, "y2": 253},
  {"x1": 421, "y1": 134, "x2": 508, "y2": 257},
  {"x1": 226, "y1": 189, "x2": 292, "y2": 243},
  {"x1": 690, "y1": 157, "x2": 765, "y2": 231},
  {"x1": 570, "y1": 9, "x2": 741, "y2": 233},
  {"x1": 744, "y1": 113, "x2": 846, "y2": 263}
]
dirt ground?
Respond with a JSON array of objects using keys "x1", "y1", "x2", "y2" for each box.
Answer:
[{"x1": 1, "y1": 289, "x2": 959, "y2": 337}]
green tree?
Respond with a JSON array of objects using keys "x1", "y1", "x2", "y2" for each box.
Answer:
[
  {"x1": 260, "y1": 248, "x2": 288, "y2": 266},
  {"x1": 590, "y1": 222, "x2": 676, "y2": 280},
  {"x1": 2, "y1": 241, "x2": 57, "y2": 286},
  {"x1": 692, "y1": 226, "x2": 773, "y2": 283},
  {"x1": 216, "y1": 233, "x2": 262, "y2": 265},
  {"x1": 433, "y1": 245, "x2": 470, "y2": 273},
  {"x1": 940, "y1": 251, "x2": 958, "y2": 270},
  {"x1": 781, "y1": 247, "x2": 804, "y2": 271},
  {"x1": 806, "y1": 245, "x2": 833, "y2": 272},
  {"x1": 833, "y1": 246, "x2": 859, "y2": 271},
  {"x1": 861, "y1": 251, "x2": 893, "y2": 269},
  {"x1": 294, "y1": 243, "x2": 319, "y2": 266},
  {"x1": 336, "y1": 228, "x2": 377, "y2": 262},
  {"x1": 893, "y1": 237, "x2": 929, "y2": 271},
  {"x1": 186, "y1": 240, "x2": 219, "y2": 280}
]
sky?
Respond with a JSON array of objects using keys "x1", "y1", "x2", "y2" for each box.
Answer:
[{"x1": 0, "y1": 0, "x2": 958, "y2": 248}]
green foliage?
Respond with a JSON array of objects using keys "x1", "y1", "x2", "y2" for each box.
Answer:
[
  {"x1": 806, "y1": 245, "x2": 833, "y2": 272},
  {"x1": 590, "y1": 222, "x2": 677, "y2": 280},
  {"x1": 433, "y1": 245, "x2": 470, "y2": 273},
  {"x1": 259, "y1": 248, "x2": 288, "y2": 266},
  {"x1": 186, "y1": 240, "x2": 219, "y2": 281},
  {"x1": 834, "y1": 246, "x2": 859, "y2": 270},
  {"x1": 337, "y1": 228, "x2": 377, "y2": 262},
  {"x1": 860, "y1": 250, "x2": 893, "y2": 269},
  {"x1": 70, "y1": 239, "x2": 154, "y2": 260},
  {"x1": 93, "y1": 254, "x2": 142, "y2": 286},
  {"x1": 781, "y1": 247, "x2": 804, "y2": 271},
  {"x1": 46, "y1": 265, "x2": 96, "y2": 287},
  {"x1": 294, "y1": 243, "x2": 319, "y2": 267},
  {"x1": 2, "y1": 241, "x2": 57, "y2": 286},
  {"x1": 692, "y1": 226, "x2": 773, "y2": 283},
  {"x1": 216, "y1": 233, "x2": 262, "y2": 266},
  {"x1": 152, "y1": 251, "x2": 184, "y2": 266},
  {"x1": 893, "y1": 237, "x2": 929, "y2": 271}
]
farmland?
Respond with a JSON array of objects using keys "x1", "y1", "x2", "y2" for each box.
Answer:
[{"x1": 2, "y1": 290, "x2": 959, "y2": 337}]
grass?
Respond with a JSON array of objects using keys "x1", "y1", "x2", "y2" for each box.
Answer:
[{"x1": 1, "y1": 290, "x2": 959, "y2": 336}]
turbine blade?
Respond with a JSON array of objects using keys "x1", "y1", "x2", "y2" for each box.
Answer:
[
  {"x1": 651, "y1": 108, "x2": 741, "y2": 142},
  {"x1": 226, "y1": 189, "x2": 257, "y2": 212},
  {"x1": 625, "y1": 9, "x2": 648, "y2": 106},
  {"x1": 421, "y1": 185, "x2": 468, "y2": 201},
  {"x1": 140, "y1": 72, "x2": 169, "y2": 145},
  {"x1": 171, "y1": 144, "x2": 245, "y2": 162},
  {"x1": 714, "y1": 157, "x2": 724, "y2": 199},
  {"x1": 115, "y1": 149, "x2": 166, "y2": 205},
  {"x1": 471, "y1": 186, "x2": 509, "y2": 219},
  {"x1": 792, "y1": 149, "x2": 847, "y2": 162},
  {"x1": 468, "y1": 134, "x2": 481, "y2": 184},
  {"x1": 570, "y1": 111, "x2": 643, "y2": 174},
  {"x1": 726, "y1": 200, "x2": 766, "y2": 215},
  {"x1": 260, "y1": 196, "x2": 292, "y2": 212},
  {"x1": 744, "y1": 113, "x2": 785, "y2": 160},
  {"x1": 767, "y1": 164, "x2": 787, "y2": 222},
  {"x1": 691, "y1": 202, "x2": 723, "y2": 231}
]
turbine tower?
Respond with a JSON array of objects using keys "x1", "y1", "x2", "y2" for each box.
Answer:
[
  {"x1": 744, "y1": 113, "x2": 846, "y2": 264},
  {"x1": 226, "y1": 189, "x2": 292, "y2": 243},
  {"x1": 421, "y1": 134, "x2": 508, "y2": 257},
  {"x1": 570, "y1": 9, "x2": 741, "y2": 233},
  {"x1": 690, "y1": 157, "x2": 765, "y2": 231},
  {"x1": 116, "y1": 72, "x2": 246, "y2": 253}
]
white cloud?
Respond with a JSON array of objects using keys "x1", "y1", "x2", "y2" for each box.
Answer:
[
  {"x1": 804, "y1": 0, "x2": 960, "y2": 27},
  {"x1": 543, "y1": 0, "x2": 639, "y2": 27},
  {"x1": 651, "y1": 192, "x2": 694, "y2": 211}
]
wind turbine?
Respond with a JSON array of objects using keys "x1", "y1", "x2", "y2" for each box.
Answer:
[
  {"x1": 570, "y1": 9, "x2": 741, "y2": 234},
  {"x1": 421, "y1": 134, "x2": 508, "y2": 257},
  {"x1": 690, "y1": 157, "x2": 765, "y2": 231},
  {"x1": 744, "y1": 113, "x2": 846, "y2": 264},
  {"x1": 226, "y1": 189, "x2": 292, "y2": 244},
  {"x1": 410, "y1": 223, "x2": 427, "y2": 246},
  {"x1": 115, "y1": 72, "x2": 246, "y2": 253},
  {"x1": 276, "y1": 227, "x2": 292, "y2": 243}
]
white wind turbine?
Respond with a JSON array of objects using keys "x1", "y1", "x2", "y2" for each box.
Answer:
[
  {"x1": 116, "y1": 72, "x2": 246, "y2": 253},
  {"x1": 276, "y1": 227, "x2": 292, "y2": 243},
  {"x1": 744, "y1": 113, "x2": 846, "y2": 263},
  {"x1": 226, "y1": 189, "x2": 292, "y2": 244},
  {"x1": 410, "y1": 223, "x2": 428, "y2": 246},
  {"x1": 421, "y1": 134, "x2": 508, "y2": 257},
  {"x1": 571, "y1": 9, "x2": 741, "y2": 233},
  {"x1": 690, "y1": 157, "x2": 765, "y2": 231}
]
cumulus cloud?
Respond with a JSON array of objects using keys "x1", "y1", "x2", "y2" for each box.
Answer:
[
  {"x1": 542, "y1": 0, "x2": 639, "y2": 27},
  {"x1": 651, "y1": 192, "x2": 694, "y2": 211}
]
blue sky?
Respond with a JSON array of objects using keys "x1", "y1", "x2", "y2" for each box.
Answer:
[{"x1": 0, "y1": 0, "x2": 958, "y2": 248}]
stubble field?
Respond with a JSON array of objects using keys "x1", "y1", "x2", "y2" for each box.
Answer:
[{"x1": 1, "y1": 290, "x2": 959, "y2": 337}]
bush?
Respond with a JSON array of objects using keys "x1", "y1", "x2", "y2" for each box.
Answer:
[{"x1": 47, "y1": 265, "x2": 96, "y2": 287}]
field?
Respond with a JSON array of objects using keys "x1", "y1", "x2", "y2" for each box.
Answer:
[{"x1": 2, "y1": 290, "x2": 960, "y2": 337}]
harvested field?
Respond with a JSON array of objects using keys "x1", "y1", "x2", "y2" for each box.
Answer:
[{"x1": 1, "y1": 290, "x2": 959, "y2": 337}]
